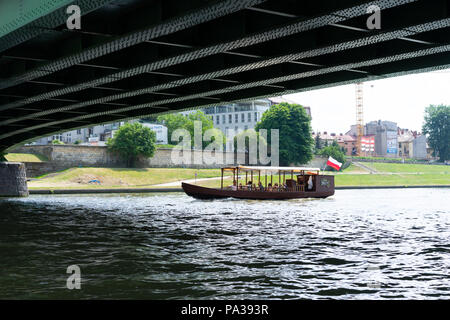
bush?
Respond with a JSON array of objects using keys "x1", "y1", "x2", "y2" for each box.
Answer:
[
  {"x1": 107, "y1": 122, "x2": 156, "y2": 167},
  {"x1": 319, "y1": 145, "x2": 346, "y2": 171},
  {"x1": 52, "y1": 139, "x2": 64, "y2": 145}
]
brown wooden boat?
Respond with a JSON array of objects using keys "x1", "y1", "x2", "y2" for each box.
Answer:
[{"x1": 182, "y1": 165, "x2": 334, "y2": 200}]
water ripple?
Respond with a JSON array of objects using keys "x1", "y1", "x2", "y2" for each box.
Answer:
[{"x1": 0, "y1": 188, "x2": 449, "y2": 299}]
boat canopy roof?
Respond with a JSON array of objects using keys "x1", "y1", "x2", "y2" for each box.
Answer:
[{"x1": 223, "y1": 165, "x2": 321, "y2": 174}]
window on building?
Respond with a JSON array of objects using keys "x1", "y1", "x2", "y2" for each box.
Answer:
[
  {"x1": 216, "y1": 115, "x2": 220, "y2": 125},
  {"x1": 222, "y1": 115, "x2": 225, "y2": 124},
  {"x1": 254, "y1": 112, "x2": 258, "y2": 122},
  {"x1": 248, "y1": 113, "x2": 251, "y2": 122},
  {"x1": 235, "y1": 114, "x2": 238, "y2": 123},
  {"x1": 241, "y1": 113, "x2": 245, "y2": 122},
  {"x1": 77, "y1": 129, "x2": 81, "y2": 134},
  {"x1": 229, "y1": 114, "x2": 232, "y2": 123}
]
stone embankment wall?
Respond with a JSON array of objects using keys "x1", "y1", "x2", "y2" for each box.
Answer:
[
  {"x1": 11, "y1": 145, "x2": 260, "y2": 176},
  {"x1": 12, "y1": 145, "x2": 329, "y2": 177}
]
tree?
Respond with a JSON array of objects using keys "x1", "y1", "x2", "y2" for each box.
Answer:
[
  {"x1": 314, "y1": 134, "x2": 322, "y2": 152},
  {"x1": 423, "y1": 104, "x2": 449, "y2": 161},
  {"x1": 233, "y1": 128, "x2": 268, "y2": 159},
  {"x1": 319, "y1": 145, "x2": 346, "y2": 171},
  {"x1": 107, "y1": 122, "x2": 156, "y2": 167},
  {"x1": 156, "y1": 113, "x2": 189, "y2": 143},
  {"x1": 185, "y1": 110, "x2": 214, "y2": 148},
  {"x1": 204, "y1": 128, "x2": 226, "y2": 149},
  {"x1": 52, "y1": 139, "x2": 64, "y2": 145},
  {"x1": 157, "y1": 110, "x2": 214, "y2": 147},
  {"x1": 255, "y1": 102, "x2": 313, "y2": 165}
]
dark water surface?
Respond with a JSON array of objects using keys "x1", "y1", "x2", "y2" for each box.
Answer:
[{"x1": 0, "y1": 189, "x2": 449, "y2": 299}]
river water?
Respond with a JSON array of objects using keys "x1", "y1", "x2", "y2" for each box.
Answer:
[{"x1": 0, "y1": 189, "x2": 449, "y2": 299}]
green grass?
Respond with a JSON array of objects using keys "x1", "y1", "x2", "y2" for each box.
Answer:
[
  {"x1": 156, "y1": 144, "x2": 176, "y2": 149},
  {"x1": 28, "y1": 167, "x2": 222, "y2": 189},
  {"x1": 339, "y1": 163, "x2": 369, "y2": 173},
  {"x1": 27, "y1": 163, "x2": 450, "y2": 190},
  {"x1": 363, "y1": 162, "x2": 449, "y2": 173},
  {"x1": 5, "y1": 153, "x2": 48, "y2": 162},
  {"x1": 335, "y1": 173, "x2": 450, "y2": 186}
]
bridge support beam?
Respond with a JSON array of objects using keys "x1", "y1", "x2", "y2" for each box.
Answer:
[{"x1": 0, "y1": 162, "x2": 28, "y2": 197}]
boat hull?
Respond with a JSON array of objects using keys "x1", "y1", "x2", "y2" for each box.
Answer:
[{"x1": 182, "y1": 175, "x2": 335, "y2": 200}]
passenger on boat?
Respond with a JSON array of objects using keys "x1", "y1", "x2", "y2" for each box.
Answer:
[
  {"x1": 267, "y1": 183, "x2": 272, "y2": 191},
  {"x1": 238, "y1": 183, "x2": 243, "y2": 190},
  {"x1": 247, "y1": 181, "x2": 252, "y2": 190},
  {"x1": 231, "y1": 180, "x2": 237, "y2": 191},
  {"x1": 258, "y1": 181, "x2": 264, "y2": 191},
  {"x1": 274, "y1": 183, "x2": 279, "y2": 191},
  {"x1": 307, "y1": 176, "x2": 313, "y2": 190}
]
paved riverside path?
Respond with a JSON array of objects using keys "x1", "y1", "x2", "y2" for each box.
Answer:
[
  {"x1": 352, "y1": 162, "x2": 378, "y2": 174},
  {"x1": 154, "y1": 175, "x2": 232, "y2": 187}
]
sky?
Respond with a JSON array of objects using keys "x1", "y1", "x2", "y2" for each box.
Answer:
[{"x1": 283, "y1": 68, "x2": 450, "y2": 135}]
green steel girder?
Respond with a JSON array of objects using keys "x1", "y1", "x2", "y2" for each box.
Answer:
[
  {"x1": 0, "y1": 0, "x2": 115, "y2": 53},
  {"x1": 0, "y1": 0, "x2": 449, "y2": 152}
]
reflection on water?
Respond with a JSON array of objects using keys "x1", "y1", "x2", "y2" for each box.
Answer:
[{"x1": 0, "y1": 188, "x2": 449, "y2": 299}]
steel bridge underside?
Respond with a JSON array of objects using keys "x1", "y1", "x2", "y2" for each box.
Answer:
[{"x1": 0, "y1": 0, "x2": 449, "y2": 151}]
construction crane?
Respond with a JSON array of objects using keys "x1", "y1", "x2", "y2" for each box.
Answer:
[{"x1": 355, "y1": 82, "x2": 364, "y2": 156}]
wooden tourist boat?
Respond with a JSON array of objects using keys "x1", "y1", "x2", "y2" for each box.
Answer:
[{"x1": 182, "y1": 165, "x2": 335, "y2": 200}]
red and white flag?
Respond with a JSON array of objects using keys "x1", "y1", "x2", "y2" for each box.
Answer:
[{"x1": 326, "y1": 156, "x2": 342, "y2": 171}]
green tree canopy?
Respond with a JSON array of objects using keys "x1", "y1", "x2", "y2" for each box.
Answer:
[
  {"x1": 255, "y1": 102, "x2": 313, "y2": 165},
  {"x1": 156, "y1": 113, "x2": 189, "y2": 143},
  {"x1": 233, "y1": 129, "x2": 267, "y2": 152},
  {"x1": 203, "y1": 128, "x2": 226, "y2": 149},
  {"x1": 314, "y1": 134, "x2": 322, "y2": 152},
  {"x1": 319, "y1": 145, "x2": 346, "y2": 171},
  {"x1": 423, "y1": 104, "x2": 449, "y2": 161},
  {"x1": 107, "y1": 122, "x2": 156, "y2": 167},
  {"x1": 157, "y1": 110, "x2": 214, "y2": 147}
]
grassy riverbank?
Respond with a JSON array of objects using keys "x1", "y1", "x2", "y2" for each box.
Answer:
[
  {"x1": 5, "y1": 153, "x2": 48, "y2": 162},
  {"x1": 26, "y1": 163, "x2": 449, "y2": 190},
  {"x1": 28, "y1": 168, "x2": 225, "y2": 189}
]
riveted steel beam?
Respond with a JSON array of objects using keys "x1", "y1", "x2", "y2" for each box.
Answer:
[
  {"x1": 5, "y1": 58, "x2": 450, "y2": 152},
  {"x1": 0, "y1": 0, "x2": 267, "y2": 91},
  {"x1": 1, "y1": 13, "x2": 448, "y2": 125},
  {"x1": 0, "y1": 0, "x2": 115, "y2": 53},
  {"x1": 0, "y1": 0, "x2": 421, "y2": 113},
  {"x1": 1, "y1": 44, "x2": 448, "y2": 142}
]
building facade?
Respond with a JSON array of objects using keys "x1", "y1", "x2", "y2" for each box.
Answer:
[
  {"x1": 32, "y1": 121, "x2": 168, "y2": 146},
  {"x1": 200, "y1": 97, "x2": 311, "y2": 150},
  {"x1": 397, "y1": 128, "x2": 428, "y2": 159},
  {"x1": 141, "y1": 123, "x2": 168, "y2": 145},
  {"x1": 365, "y1": 120, "x2": 398, "y2": 157}
]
